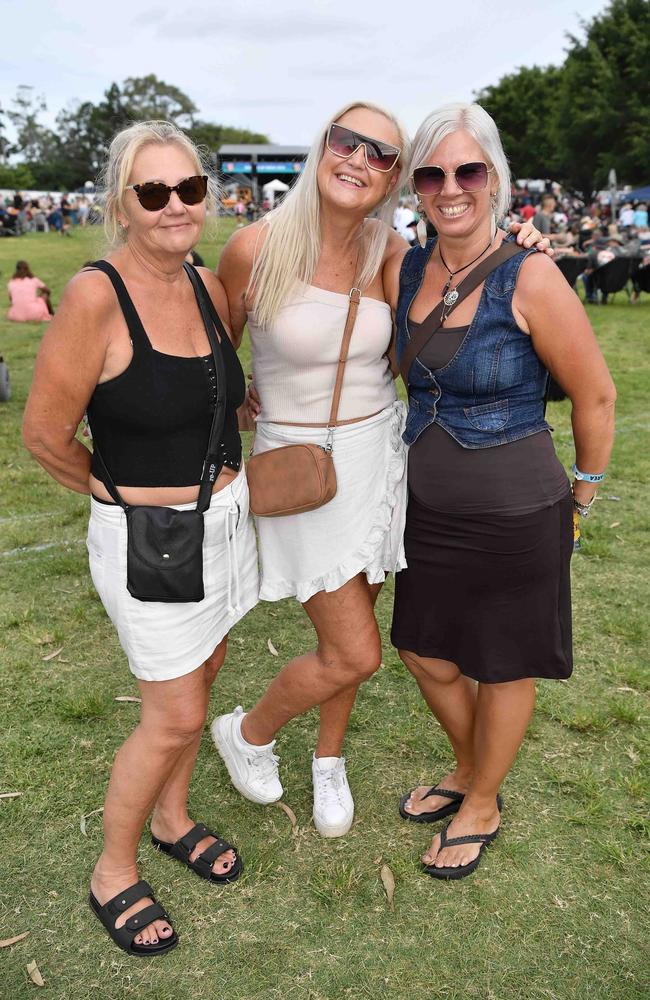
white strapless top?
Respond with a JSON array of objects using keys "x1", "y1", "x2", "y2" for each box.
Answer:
[{"x1": 248, "y1": 284, "x2": 396, "y2": 423}]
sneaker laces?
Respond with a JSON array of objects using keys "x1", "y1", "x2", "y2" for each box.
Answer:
[
  {"x1": 315, "y1": 760, "x2": 346, "y2": 807},
  {"x1": 246, "y1": 746, "x2": 280, "y2": 779}
]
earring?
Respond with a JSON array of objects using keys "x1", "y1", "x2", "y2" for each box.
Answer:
[
  {"x1": 118, "y1": 220, "x2": 128, "y2": 236},
  {"x1": 488, "y1": 195, "x2": 498, "y2": 239},
  {"x1": 416, "y1": 201, "x2": 428, "y2": 249}
]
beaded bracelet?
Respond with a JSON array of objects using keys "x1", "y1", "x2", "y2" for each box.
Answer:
[
  {"x1": 571, "y1": 485, "x2": 596, "y2": 518},
  {"x1": 572, "y1": 464, "x2": 606, "y2": 483}
]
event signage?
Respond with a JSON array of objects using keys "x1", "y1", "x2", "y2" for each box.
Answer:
[
  {"x1": 256, "y1": 162, "x2": 304, "y2": 174},
  {"x1": 221, "y1": 161, "x2": 253, "y2": 173}
]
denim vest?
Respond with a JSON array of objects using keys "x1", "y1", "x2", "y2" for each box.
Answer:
[{"x1": 396, "y1": 236, "x2": 550, "y2": 448}]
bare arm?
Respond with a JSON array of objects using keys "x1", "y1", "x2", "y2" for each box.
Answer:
[
  {"x1": 513, "y1": 254, "x2": 616, "y2": 504},
  {"x1": 22, "y1": 272, "x2": 113, "y2": 494},
  {"x1": 381, "y1": 240, "x2": 409, "y2": 377},
  {"x1": 215, "y1": 223, "x2": 264, "y2": 347}
]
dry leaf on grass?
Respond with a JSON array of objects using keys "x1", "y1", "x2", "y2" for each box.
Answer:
[
  {"x1": 26, "y1": 960, "x2": 45, "y2": 986},
  {"x1": 609, "y1": 521, "x2": 621, "y2": 529},
  {"x1": 267, "y1": 639, "x2": 279, "y2": 657},
  {"x1": 80, "y1": 806, "x2": 104, "y2": 836},
  {"x1": 0, "y1": 791, "x2": 22, "y2": 799},
  {"x1": 42, "y1": 647, "x2": 63, "y2": 662},
  {"x1": 0, "y1": 932, "x2": 29, "y2": 948},
  {"x1": 114, "y1": 696, "x2": 141, "y2": 703},
  {"x1": 380, "y1": 864, "x2": 395, "y2": 907},
  {"x1": 275, "y1": 801, "x2": 298, "y2": 833}
]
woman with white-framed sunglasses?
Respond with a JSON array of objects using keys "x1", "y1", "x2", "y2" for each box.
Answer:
[{"x1": 212, "y1": 102, "x2": 551, "y2": 838}]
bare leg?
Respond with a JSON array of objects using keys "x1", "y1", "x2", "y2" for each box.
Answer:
[
  {"x1": 315, "y1": 582, "x2": 383, "y2": 757},
  {"x1": 399, "y1": 650, "x2": 477, "y2": 815},
  {"x1": 151, "y1": 640, "x2": 236, "y2": 878},
  {"x1": 242, "y1": 573, "x2": 381, "y2": 747},
  {"x1": 90, "y1": 650, "x2": 234, "y2": 947},
  {"x1": 423, "y1": 678, "x2": 536, "y2": 869}
]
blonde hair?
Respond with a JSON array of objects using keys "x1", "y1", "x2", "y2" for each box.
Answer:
[
  {"x1": 249, "y1": 101, "x2": 410, "y2": 329},
  {"x1": 98, "y1": 120, "x2": 220, "y2": 248},
  {"x1": 409, "y1": 102, "x2": 511, "y2": 222}
]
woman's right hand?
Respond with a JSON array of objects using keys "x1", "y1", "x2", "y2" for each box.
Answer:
[{"x1": 247, "y1": 380, "x2": 261, "y2": 419}]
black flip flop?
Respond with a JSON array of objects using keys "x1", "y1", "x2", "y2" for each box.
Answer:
[
  {"x1": 399, "y1": 785, "x2": 465, "y2": 823},
  {"x1": 422, "y1": 823, "x2": 500, "y2": 880},
  {"x1": 400, "y1": 787, "x2": 503, "y2": 824},
  {"x1": 88, "y1": 879, "x2": 178, "y2": 957},
  {"x1": 151, "y1": 822, "x2": 243, "y2": 883}
]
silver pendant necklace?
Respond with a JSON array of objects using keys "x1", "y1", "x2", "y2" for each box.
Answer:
[{"x1": 439, "y1": 238, "x2": 494, "y2": 308}]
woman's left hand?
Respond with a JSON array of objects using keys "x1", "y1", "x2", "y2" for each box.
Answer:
[{"x1": 510, "y1": 220, "x2": 554, "y2": 257}]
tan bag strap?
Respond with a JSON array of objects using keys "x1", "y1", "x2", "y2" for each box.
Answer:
[{"x1": 327, "y1": 286, "x2": 361, "y2": 432}]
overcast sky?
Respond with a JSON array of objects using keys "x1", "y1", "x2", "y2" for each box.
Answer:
[{"x1": 5, "y1": 0, "x2": 607, "y2": 145}]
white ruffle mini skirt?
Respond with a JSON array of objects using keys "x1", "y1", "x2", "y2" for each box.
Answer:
[
  {"x1": 252, "y1": 401, "x2": 408, "y2": 603},
  {"x1": 86, "y1": 467, "x2": 259, "y2": 682}
]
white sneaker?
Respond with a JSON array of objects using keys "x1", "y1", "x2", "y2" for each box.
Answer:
[
  {"x1": 211, "y1": 706, "x2": 283, "y2": 805},
  {"x1": 312, "y1": 755, "x2": 354, "y2": 838}
]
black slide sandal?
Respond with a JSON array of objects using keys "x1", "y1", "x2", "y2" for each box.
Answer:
[
  {"x1": 152, "y1": 822, "x2": 243, "y2": 883},
  {"x1": 422, "y1": 823, "x2": 500, "y2": 880},
  {"x1": 88, "y1": 879, "x2": 178, "y2": 957}
]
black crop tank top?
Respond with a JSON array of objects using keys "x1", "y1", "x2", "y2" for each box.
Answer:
[{"x1": 86, "y1": 261, "x2": 245, "y2": 489}]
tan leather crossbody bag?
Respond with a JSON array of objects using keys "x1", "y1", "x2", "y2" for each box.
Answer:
[{"x1": 247, "y1": 286, "x2": 361, "y2": 518}]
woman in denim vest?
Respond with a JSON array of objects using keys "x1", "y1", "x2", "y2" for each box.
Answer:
[{"x1": 384, "y1": 103, "x2": 616, "y2": 879}]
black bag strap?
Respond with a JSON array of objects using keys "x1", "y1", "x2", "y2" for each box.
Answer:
[
  {"x1": 184, "y1": 263, "x2": 229, "y2": 513},
  {"x1": 399, "y1": 240, "x2": 522, "y2": 385},
  {"x1": 91, "y1": 262, "x2": 227, "y2": 514}
]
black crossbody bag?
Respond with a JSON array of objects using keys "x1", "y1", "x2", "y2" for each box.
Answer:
[{"x1": 92, "y1": 263, "x2": 228, "y2": 603}]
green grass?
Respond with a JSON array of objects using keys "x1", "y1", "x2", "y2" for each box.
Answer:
[{"x1": 1, "y1": 227, "x2": 649, "y2": 1000}]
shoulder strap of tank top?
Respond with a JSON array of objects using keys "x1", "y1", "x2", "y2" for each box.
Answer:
[
  {"x1": 399, "y1": 239, "x2": 522, "y2": 385},
  {"x1": 85, "y1": 260, "x2": 151, "y2": 352}
]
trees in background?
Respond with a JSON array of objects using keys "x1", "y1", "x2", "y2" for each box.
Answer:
[
  {"x1": 476, "y1": 0, "x2": 649, "y2": 195},
  {"x1": 4, "y1": 75, "x2": 269, "y2": 191}
]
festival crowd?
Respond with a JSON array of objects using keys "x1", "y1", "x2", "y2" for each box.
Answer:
[{"x1": 0, "y1": 191, "x2": 93, "y2": 236}]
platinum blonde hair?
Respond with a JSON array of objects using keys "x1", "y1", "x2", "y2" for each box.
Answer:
[
  {"x1": 98, "y1": 120, "x2": 220, "y2": 248},
  {"x1": 409, "y1": 102, "x2": 511, "y2": 223},
  {"x1": 249, "y1": 101, "x2": 410, "y2": 329}
]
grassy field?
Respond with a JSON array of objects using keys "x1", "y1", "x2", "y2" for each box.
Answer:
[{"x1": 0, "y1": 226, "x2": 648, "y2": 1000}]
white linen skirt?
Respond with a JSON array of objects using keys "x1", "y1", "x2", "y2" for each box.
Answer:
[
  {"x1": 253, "y1": 400, "x2": 408, "y2": 603},
  {"x1": 87, "y1": 466, "x2": 259, "y2": 682}
]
